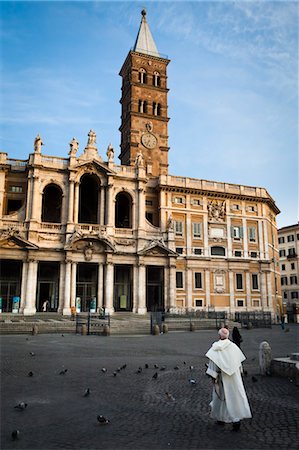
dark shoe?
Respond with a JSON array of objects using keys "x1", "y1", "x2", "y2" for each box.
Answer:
[{"x1": 232, "y1": 421, "x2": 241, "y2": 432}]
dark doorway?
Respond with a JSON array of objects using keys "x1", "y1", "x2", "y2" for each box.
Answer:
[
  {"x1": 37, "y1": 262, "x2": 59, "y2": 311},
  {"x1": 42, "y1": 184, "x2": 62, "y2": 223},
  {"x1": 0, "y1": 260, "x2": 22, "y2": 312},
  {"x1": 115, "y1": 192, "x2": 132, "y2": 228},
  {"x1": 78, "y1": 174, "x2": 99, "y2": 224},
  {"x1": 114, "y1": 265, "x2": 133, "y2": 311},
  {"x1": 76, "y1": 263, "x2": 98, "y2": 312},
  {"x1": 146, "y1": 266, "x2": 164, "y2": 312}
]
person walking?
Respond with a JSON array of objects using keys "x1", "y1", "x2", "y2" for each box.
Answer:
[
  {"x1": 205, "y1": 327, "x2": 252, "y2": 431},
  {"x1": 232, "y1": 326, "x2": 243, "y2": 348}
]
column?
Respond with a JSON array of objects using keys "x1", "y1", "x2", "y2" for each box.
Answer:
[
  {"x1": 23, "y1": 260, "x2": 38, "y2": 315},
  {"x1": 70, "y1": 262, "x2": 77, "y2": 309},
  {"x1": 68, "y1": 180, "x2": 75, "y2": 223},
  {"x1": 97, "y1": 263, "x2": 104, "y2": 311},
  {"x1": 245, "y1": 271, "x2": 251, "y2": 309},
  {"x1": 25, "y1": 176, "x2": 32, "y2": 221},
  {"x1": 260, "y1": 272, "x2": 267, "y2": 310},
  {"x1": 73, "y1": 182, "x2": 79, "y2": 224},
  {"x1": 58, "y1": 262, "x2": 65, "y2": 313},
  {"x1": 169, "y1": 263, "x2": 176, "y2": 312},
  {"x1": 186, "y1": 267, "x2": 192, "y2": 311},
  {"x1": 19, "y1": 261, "x2": 28, "y2": 313},
  {"x1": 137, "y1": 263, "x2": 147, "y2": 314},
  {"x1": 203, "y1": 213, "x2": 209, "y2": 257},
  {"x1": 266, "y1": 272, "x2": 273, "y2": 310},
  {"x1": 205, "y1": 270, "x2": 211, "y2": 309},
  {"x1": 100, "y1": 186, "x2": 105, "y2": 225},
  {"x1": 106, "y1": 183, "x2": 114, "y2": 228},
  {"x1": 229, "y1": 271, "x2": 234, "y2": 310},
  {"x1": 227, "y1": 216, "x2": 232, "y2": 258},
  {"x1": 31, "y1": 175, "x2": 39, "y2": 221},
  {"x1": 138, "y1": 185, "x2": 145, "y2": 230},
  {"x1": 63, "y1": 260, "x2": 71, "y2": 315},
  {"x1": 242, "y1": 217, "x2": 248, "y2": 258},
  {"x1": 258, "y1": 220, "x2": 264, "y2": 259},
  {"x1": 104, "y1": 262, "x2": 114, "y2": 314},
  {"x1": 186, "y1": 215, "x2": 192, "y2": 256},
  {"x1": 263, "y1": 213, "x2": 269, "y2": 259}
]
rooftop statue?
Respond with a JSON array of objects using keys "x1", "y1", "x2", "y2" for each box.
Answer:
[{"x1": 34, "y1": 134, "x2": 43, "y2": 153}]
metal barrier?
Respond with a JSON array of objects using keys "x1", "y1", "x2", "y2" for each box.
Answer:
[
  {"x1": 235, "y1": 311, "x2": 272, "y2": 328},
  {"x1": 75, "y1": 313, "x2": 110, "y2": 335},
  {"x1": 150, "y1": 311, "x2": 227, "y2": 332}
]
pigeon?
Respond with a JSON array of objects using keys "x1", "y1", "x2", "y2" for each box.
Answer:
[
  {"x1": 154, "y1": 364, "x2": 159, "y2": 369},
  {"x1": 97, "y1": 415, "x2": 110, "y2": 424},
  {"x1": 11, "y1": 430, "x2": 20, "y2": 441},
  {"x1": 174, "y1": 366, "x2": 179, "y2": 370},
  {"x1": 160, "y1": 366, "x2": 166, "y2": 371},
  {"x1": 29, "y1": 352, "x2": 35, "y2": 357},
  {"x1": 59, "y1": 369, "x2": 68, "y2": 375},
  {"x1": 144, "y1": 363, "x2": 149, "y2": 369},
  {"x1": 136, "y1": 367, "x2": 142, "y2": 374},
  {"x1": 165, "y1": 392, "x2": 175, "y2": 401},
  {"x1": 14, "y1": 402, "x2": 27, "y2": 411},
  {"x1": 61, "y1": 334, "x2": 64, "y2": 337},
  {"x1": 101, "y1": 368, "x2": 107, "y2": 373},
  {"x1": 83, "y1": 388, "x2": 90, "y2": 397},
  {"x1": 116, "y1": 367, "x2": 121, "y2": 373},
  {"x1": 152, "y1": 372, "x2": 158, "y2": 379},
  {"x1": 121, "y1": 364, "x2": 127, "y2": 370},
  {"x1": 28, "y1": 371, "x2": 34, "y2": 377},
  {"x1": 251, "y1": 376, "x2": 258, "y2": 383},
  {"x1": 183, "y1": 361, "x2": 187, "y2": 365},
  {"x1": 189, "y1": 365, "x2": 194, "y2": 371},
  {"x1": 189, "y1": 379, "x2": 197, "y2": 385},
  {"x1": 113, "y1": 372, "x2": 117, "y2": 377}
]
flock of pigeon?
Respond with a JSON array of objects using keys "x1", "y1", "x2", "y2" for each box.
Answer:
[{"x1": 10, "y1": 340, "x2": 259, "y2": 442}]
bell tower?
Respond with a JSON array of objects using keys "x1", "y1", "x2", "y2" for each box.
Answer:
[{"x1": 119, "y1": 10, "x2": 170, "y2": 177}]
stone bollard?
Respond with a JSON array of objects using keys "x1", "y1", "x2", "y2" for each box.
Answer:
[
  {"x1": 259, "y1": 341, "x2": 272, "y2": 375},
  {"x1": 190, "y1": 322, "x2": 195, "y2": 332},
  {"x1": 247, "y1": 322, "x2": 253, "y2": 330},
  {"x1": 32, "y1": 325, "x2": 38, "y2": 336},
  {"x1": 102, "y1": 325, "x2": 110, "y2": 336},
  {"x1": 152, "y1": 324, "x2": 160, "y2": 335},
  {"x1": 162, "y1": 323, "x2": 168, "y2": 334},
  {"x1": 81, "y1": 324, "x2": 87, "y2": 336}
]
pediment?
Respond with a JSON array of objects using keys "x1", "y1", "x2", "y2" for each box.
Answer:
[
  {"x1": 66, "y1": 231, "x2": 115, "y2": 253},
  {"x1": 138, "y1": 240, "x2": 177, "y2": 257},
  {"x1": 0, "y1": 230, "x2": 38, "y2": 249},
  {"x1": 75, "y1": 159, "x2": 116, "y2": 176}
]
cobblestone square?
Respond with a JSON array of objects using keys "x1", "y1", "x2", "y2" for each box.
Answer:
[{"x1": 1, "y1": 326, "x2": 298, "y2": 449}]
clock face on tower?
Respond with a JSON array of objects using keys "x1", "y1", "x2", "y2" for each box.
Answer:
[{"x1": 141, "y1": 132, "x2": 157, "y2": 149}]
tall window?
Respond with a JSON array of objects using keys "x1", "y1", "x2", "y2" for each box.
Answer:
[
  {"x1": 176, "y1": 272, "x2": 183, "y2": 289},
  {"x1": 192, "y1": 222, "x2": 202, "y2": 239},
  {"x1": 248, "y1": 226, "x2": 257, "y2": 242},
  {"x1": 115, "y1": 192, "x2": 132, "y2": 228},
  {"x1": 281, "y1": 276, "x2": 288, "y2": 286},
  {"x1": 42, "y1": 183, "x2": 62, "y2": 223},
  {"x1": 153, "y1": 102, "x2": 161, "y2": 116},
  {"x1": 174, "y1": 220, "x2": 183, "y2": 236},
  {"x1": 138, "y1": 68, "x2": 147, "y2": 84},
  {"x1": 78, "y1": 174, "x2": 99, "y2": 224},
  {"x1": 138, "y1": 100, "x2": 147, "y2": 113},
  {"x1": 252, "y1": 274, "x2": 259, "y2": 290},
  {"x1": 153, "y1": 71, "x2": 160, "y2": 87},
  {"x1": 236, "y1": 273, "x2": 243, "y2": 290},
  {"x1": 231, "y1": 226, "x2": 243, "y2": 239},
  {"x1": 278, "y1": 237, "x2": 285, "y2": 244},
  {"x1": 279, "y1": 249, "x2": 286, "y2": 257},
  {"x1": 290, "y1": 275, "x2": 298, "y2": 284},
  {"x1": 194, "y1": 272, "x2": 202, "y2": 289},
  {"x1": 287, "y1": 234, "x2": 295, "y2": 242}
]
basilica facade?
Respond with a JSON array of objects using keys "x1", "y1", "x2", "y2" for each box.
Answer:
[{"x1": 0, "y1": 11, "x2": 281, "y2": 318}]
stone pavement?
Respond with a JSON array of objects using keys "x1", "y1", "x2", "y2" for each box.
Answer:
[{"x1": 1, "y1": 325, "x2": 298, "y2": 450}]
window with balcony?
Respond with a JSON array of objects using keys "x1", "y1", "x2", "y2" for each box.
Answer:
[{"x1": 231, "y1": 226, "x2": 243, "y2": 240}]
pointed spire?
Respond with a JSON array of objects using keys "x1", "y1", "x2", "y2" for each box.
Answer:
[{"x1": 133, "y1": 9, "x2": 160, "y2": 57}]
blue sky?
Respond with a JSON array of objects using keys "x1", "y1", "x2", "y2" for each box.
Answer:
[{"x1": 1, "y1": 1, "x2": 298, "y2": 228}]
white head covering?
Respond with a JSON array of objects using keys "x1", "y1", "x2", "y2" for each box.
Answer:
[{"x1": 218, "y1": 327, "x2": 229, "y2": 339}]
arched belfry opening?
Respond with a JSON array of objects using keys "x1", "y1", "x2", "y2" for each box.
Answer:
[
  {"x1": 115, "y1": 192, "x2": 132, "y2": 228},
  {"x1": 42, "y1": 184, "x2": 62, "y2": 223},
  {"x1": 78, "y1": 174, "x2": 99, "y2": 224}
]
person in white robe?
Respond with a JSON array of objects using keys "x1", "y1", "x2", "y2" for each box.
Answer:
[{"x1": 205, "y1": 327, "x2": 252, "y2": 431}]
